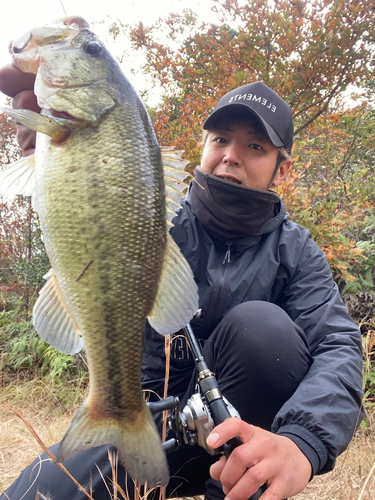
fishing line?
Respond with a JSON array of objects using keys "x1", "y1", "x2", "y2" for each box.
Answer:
[{"x1": 59, "y1": 0, "x2": 67, "y2": 15}]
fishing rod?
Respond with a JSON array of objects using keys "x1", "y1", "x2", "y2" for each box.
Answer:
[
  {"x1": 180, "y1": 323, "x2": 243, "y2": 456},
  {"x1": 147, "y1": 323, "x2": 266, "y2": 500},
  {"x1": 58, "y1": 0, "x2": 67, "y2": 16}
]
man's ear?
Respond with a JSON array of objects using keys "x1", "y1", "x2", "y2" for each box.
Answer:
[{"x1": 271, "y1": 160, "x2": 292, "y2": 187}]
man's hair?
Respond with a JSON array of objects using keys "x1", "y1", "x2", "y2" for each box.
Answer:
[
  {"x1": 277, "y1": 147, "x2": 292, "y2": 163},
  {"x1": 268, "y1": 147, "x2": 292, "y2": 186}
]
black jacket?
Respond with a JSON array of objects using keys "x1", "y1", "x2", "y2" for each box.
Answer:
[{"x1": 143, "y1": 192, "x2": 363, "y2": 476}]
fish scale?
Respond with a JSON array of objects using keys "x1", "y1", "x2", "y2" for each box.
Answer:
[
  {"x1": 37, "y1": 113, "x2": 165, "y2": 414},
  {"x1": 0, "y1": 15, "x2": 198, "y2": 488}
]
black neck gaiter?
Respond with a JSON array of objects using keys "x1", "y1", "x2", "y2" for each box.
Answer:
[{"x1": 189, "y1": 167, "x2": 280, "y2": 240}]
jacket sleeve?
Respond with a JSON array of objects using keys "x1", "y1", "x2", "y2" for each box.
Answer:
[{"x1": 271, "y1": 233, "x2": 363, "y2": 476}]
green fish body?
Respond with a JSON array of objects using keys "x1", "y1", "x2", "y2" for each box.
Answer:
[{"x1": 0, "y1": 16, "x2": 198, "y2": 487}]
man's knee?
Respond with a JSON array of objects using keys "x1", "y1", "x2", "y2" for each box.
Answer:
[
  {"x1": 212, "y1": 301, "x2": 307, "y2": 352},
  {"x1": 201, "y1": 301, "x2": 312, "y2": 428},
  {"x1": 224, "y1": 300, "x2": 299, "y2": 331},
  {"x1": 203, "y1": 300, "x2": 311, "y2": 394}
]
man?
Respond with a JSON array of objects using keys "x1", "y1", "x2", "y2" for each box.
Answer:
[{"x1": 0, "y1": 66, "x2": 363, "y2": 500}]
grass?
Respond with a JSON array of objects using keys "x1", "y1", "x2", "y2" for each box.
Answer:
[
  {"x1": 291, "y1": 430, "x2": 375, "y2": 499},
  {"x1": 0, "y1": 372, "x2": 87, "y2": 493},
  {"x1": 0, "y1": 373, "x2": 374, "y2": 499}
]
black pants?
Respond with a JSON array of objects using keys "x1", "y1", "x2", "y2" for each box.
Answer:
[{"x1": 1, "y1": 302, "x2": 311, "y2": 500}]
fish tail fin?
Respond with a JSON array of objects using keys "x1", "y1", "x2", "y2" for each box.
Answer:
[{"x1": 56, "y1": 398, "x2": 169, "y2": 487}]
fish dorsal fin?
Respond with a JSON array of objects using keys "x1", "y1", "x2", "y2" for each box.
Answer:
[
  {"x1": 33, "y1": 269, "x2": 83, "y2": 354},
  {"x1": 161, "y1": 147, "x2": 190, "y2": 223},
  {"x1": 147, "y1": 233, "x2": 198, "y2": 335}
]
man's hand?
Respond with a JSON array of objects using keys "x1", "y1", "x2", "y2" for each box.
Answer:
[
  {"x1": 0, "y1": 63, "x2": 39, "y2": 156},
  {"x1": 207, "y1": 418, "x2": 311, "y2": 500}
]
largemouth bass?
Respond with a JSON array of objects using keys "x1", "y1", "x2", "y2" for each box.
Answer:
[{"x1": 0, "y1": 16, "x2": 198, "y2": 487}]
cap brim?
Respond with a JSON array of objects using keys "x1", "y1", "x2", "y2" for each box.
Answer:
[{"x1": 203, "y1": 104, "x2": 284, "y2": 148}]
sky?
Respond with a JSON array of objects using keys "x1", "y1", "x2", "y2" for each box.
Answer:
[{"x1": 0, "y1": 0, "x2": 219, "y2": 105}]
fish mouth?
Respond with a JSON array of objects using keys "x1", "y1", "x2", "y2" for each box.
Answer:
[
  {"x1": 13, "y1": 17, "x2": 89, "y2": 53},
  {"x1": 52, "y1": 110, "x2": 75, "y2": 120},
  {"x1": 42, "y1": 108, "x2": 76, "y2": 120},
  {"x1": 11, "y1": 17, "x2": 89, "y2": 74},
  {"x1": 12, "y1": 31, "x2": 32, "y2": 54},
  {"x1": 215, "y1": 174, "x2": 242, "y2": 185},
  {"x1": 42, "y1": 108, "x2": 90, "y2": 131}
]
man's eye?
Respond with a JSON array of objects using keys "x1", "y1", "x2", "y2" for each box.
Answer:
[
  {"x1": 215, "y1": 137, "x2": 227, "y2": 144},
  {"x1": 249, "y1": 144, "x2": 262, "y2": 150}
]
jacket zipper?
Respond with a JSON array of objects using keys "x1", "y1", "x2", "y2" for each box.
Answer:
[
  {"x1": 207, "y1": 241, "x2": 233, "y2": 333},
  {"x1": 223, "y1": 240, "x2": 232, "y2": 265}
]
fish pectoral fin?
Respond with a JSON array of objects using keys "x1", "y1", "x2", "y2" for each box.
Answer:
[
  {"x1": 148, "y1": 234, "x2": 198, "y2": 335},
  {"x1": 0, "y1": 107, "x2": 70, "y2": 142},
  {"x1": 0, "y1": 154, "x2": 36, "y2": 196},
  {"x1": 0, "y1": 154, "x2": 41, "y2": 213},
  {"x1": 33, "y1": 269, "x2": 83, "y2": 354},
  {"x1": 56, "y1": 399, "x2": 169, "y2": 488},
  {"x1": 161, "y1": 147, "x2": 190, "y2": 223}
]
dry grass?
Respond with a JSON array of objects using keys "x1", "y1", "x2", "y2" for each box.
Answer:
[
  {"x1": 0, "y1": 376, "x2": 84, "y2": 493},
  {"x1": 291, "y1": 431, "x2": 375, "y2": 500},
  {"x1": 0, "y1": 406, "x2": 71, "y2": 492},
  {"x1": 0, "y1": 377, "x2": 374, "y2": 499}
]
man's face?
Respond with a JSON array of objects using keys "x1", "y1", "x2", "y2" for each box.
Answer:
[{"x1": 201, "y1": 118, "x2": 291, "y2": 190}]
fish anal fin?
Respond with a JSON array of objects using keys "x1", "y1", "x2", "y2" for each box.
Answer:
[
  {"x1": 33, "y1": 269, "x2": 83, "y2": 354},
  {"x1": 56, "y1": 398, "x2": 169, "y2": 488},
  {"x1": 148, "y1": 234, "x2": 198, "y2": 335}
]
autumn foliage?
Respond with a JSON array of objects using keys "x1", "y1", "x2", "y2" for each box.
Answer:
[{"x1": 124, "y1": 0, "x2": 375, "y2": 291}]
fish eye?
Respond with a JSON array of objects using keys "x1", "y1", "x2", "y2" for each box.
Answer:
[{"x1": 84, "y1": 41, "x2": 102, "y2": 55}]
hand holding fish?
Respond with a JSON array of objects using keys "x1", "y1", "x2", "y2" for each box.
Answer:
[
  {"x1": 207, "y1": 418, "x2": 311, "y2": 500},
  {"x1": 0, "y1": 63, "x2": 38, "y2": 156}
]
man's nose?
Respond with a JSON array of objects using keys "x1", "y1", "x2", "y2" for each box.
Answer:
[{"x1": 223, "y1": 144, "x2": 242, "y2": 166}]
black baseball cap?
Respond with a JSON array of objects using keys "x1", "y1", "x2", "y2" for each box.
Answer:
[{"x1": 203, "y1": 82, "x2": 294, "y2": 153}]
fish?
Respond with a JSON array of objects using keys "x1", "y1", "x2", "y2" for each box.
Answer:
[{"x1": 0, "y1": 16, "x2": 199, "y2": 488}]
